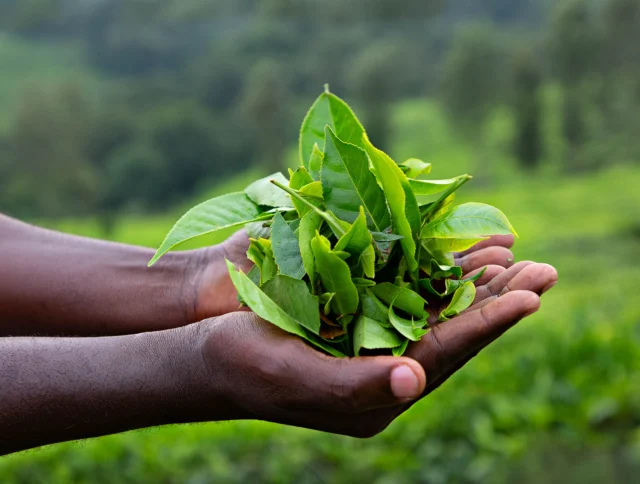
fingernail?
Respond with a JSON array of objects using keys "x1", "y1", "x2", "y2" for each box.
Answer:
[{"x1": 390, "y1": 365, "x2": 420, "y2": 399}]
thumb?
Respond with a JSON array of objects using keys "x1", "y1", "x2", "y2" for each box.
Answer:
[{"x1": 305, "y1": 353, "x2": 427, "y2": 414}]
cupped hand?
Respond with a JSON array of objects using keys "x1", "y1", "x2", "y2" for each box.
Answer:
[
  {"x1": 195, "y1": 255, "x2": 557, "y2": 438},
  {"x1": 190, "y1": 232, "x2": 518, "y2": 322}
]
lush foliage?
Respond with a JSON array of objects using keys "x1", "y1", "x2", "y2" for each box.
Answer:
[{"x1": 150, "y1": 90, "x2": 516, "y2": 357}]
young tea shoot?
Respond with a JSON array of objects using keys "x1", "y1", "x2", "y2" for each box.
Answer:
[{"x1": 149, "y1": 86, "x2": 518, "y2": 357}]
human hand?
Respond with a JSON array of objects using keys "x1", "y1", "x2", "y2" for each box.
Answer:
[
  {"x1": 188, "y1": 232, "x2": 518, "y2": 322},
  {"x1": 193, "y1": 258, "x2": 557, "y2": 438}
]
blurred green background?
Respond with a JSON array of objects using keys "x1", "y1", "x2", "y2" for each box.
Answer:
[{"x1": 1, "y1": 0, "x2": 640, "y2": 482}]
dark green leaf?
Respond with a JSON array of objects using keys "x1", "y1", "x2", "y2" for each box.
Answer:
[
  {"x1": 360, "y1": 288, "x2": 392, "y2": 326},
  {"x1": 261, "y1": 275, "x2": 320, "y2": 334},
  {"x1": 271, "y1": 212, "x2": 305, "y2": 280},
  {"x1": 322, "y1": 126, "x2": 390, "y2": 231}
]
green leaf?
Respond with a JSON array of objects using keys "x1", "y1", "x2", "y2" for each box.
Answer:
[
  {"x1": 422, "y1": 203, "x2": 518, "y2": 239},
  {"x1": 322, "y1": 126, "x2": 390, "y2": 231},
  {"x1": 311, "y1": 233, "x2": 359, "y2": 315},
  {"x1": 360, "y1": 245, "x2": 376, "y2": 279},
  {"x1": 299, "y1": 90, "x2": 365, "y2": 167},
  {"x1": 227, "y1": 260, "x2": 344, "y2": 357},
  {"x1": 227, "y1": 260, "x2": 306, "y2": 337},
  {"x1": 353, "y1": 316, "x2": 403, "y2": 356},
  {"x1": 428, "y1": 260, "x2": 463, "y2": 280},
  {"x1": 420, "y1": 176, "x2": 471, "y2": 223},
  {"x1": 299, "y1": 181, "x2": 323, "y2": 199},
  {"x1": 400, "y1": 158, "x2": 432, "y2": 178},
  {"x1": 303, "y1": 330, "x2": 346, "y2": 358},
  {"x1": 245, "y1": 173, "x2": 292, "y2": 208},
  {"x1": 289, "y1": 167, "x2": 314, "y2": 190},
  {"x1": 247, "y1": 238, "x2": 277, "y2": 285},
  {"x1": 245, "y1": 221, "x2": 271, "y2": 239},
  {"x1": 363, "y1": 135, "x2": 419, "y2": 272},
  {"x1": 360, "y1": 288, "x2": 392, "y2": 325},
  {"x1": 334, "y1": 207, "x2": 373, "y2": 260},
  {"x1": 308, "y1": 143, "x2": 324, "y2": 181},
  {"x1": 424, "y1": 238, "x2": 487, "y2": 254},
  {"x1": 271, "y1": 179, "x2": 347, "y2": 238},
  {"x1": 149, "y1": 192, "x2": 271, "y2": 266},
  {"x1": 392, "y1": 339, "x2": 410, "y2": 357},
  {"x1": 370, "y1": 283, "x2": 426, "y2": 318},
  {"x1": 271, "y1": 212, "x2": 305, "y2": 280},
  {"x1": 261, "y1": 275, "x2": 320, "y2": 335},
  {"x1": 299, "y1": 211, "x2": 322, "y2": 286},
  {"x1": 352, "y1": 277, "x2": 376, "y2": 288},
  {"x1": 409, "y1": 176, "x2": 468, "y2": 197},
  {"x1": 419, "y1": 239, "x2": 455, "y2": 268},
  {"x1": 371, "y1": 230, "x2": 402, "y2": 264},
  {"x1": 388, "y1": 305, "x2": 429, "y2": 342},
  {"x1": 439, "y1": 281, "x2": 477, "y2": 321}
]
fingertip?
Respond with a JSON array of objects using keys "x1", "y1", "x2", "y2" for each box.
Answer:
[
  {"x1": 537, "y1": 263, "x2": 559, "y2": 294},
  {"x1": 390, "y1": 359, "x2": 426, "y2": 399}
]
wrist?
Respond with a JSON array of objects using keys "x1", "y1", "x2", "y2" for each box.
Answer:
[{"x1": 148, "y1": 318, "x2": 246, "y2": 425}]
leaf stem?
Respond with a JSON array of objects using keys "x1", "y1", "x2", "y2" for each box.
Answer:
[
  {"x1": 420, "y1": 175, "x2": 472, "y2": 226},
  {"x1": 271, "y1": 180, "x2": 346, "y2": 237}
]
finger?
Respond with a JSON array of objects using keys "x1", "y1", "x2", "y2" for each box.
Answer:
[
  {"x1": 469, "y1": 263, "x2": 557, "y2": 312},
  {"x1": 465, "y1": 264, "x2": 506, "y2": 286},
  {"x1": 471, "y1": 261, "x2": 534, "y2": 305},
  {"x1": 456, "y1": 246, "x2": 514, "y2": 275},
  {"x1": 407, "y1": 291, "x2": 540, "y2": 382},
  {"x1": 298, "y1": 351, "x2": 427, "y2": 414},
  {"x1": 457, "y1": 235, "x2": 515, "y2": 256}
]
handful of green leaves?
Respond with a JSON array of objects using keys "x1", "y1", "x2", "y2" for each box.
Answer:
[{"x1": 149, "y1": 86, "x2": 517, "y2": 358}]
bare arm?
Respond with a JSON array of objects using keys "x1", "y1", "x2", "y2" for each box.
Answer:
[
  {"x1": 0, "y1": 214, "x2": 205, "y2": 336},
  {"x1": 0, "y1": 324, "x2": 215, "y2": 455}
]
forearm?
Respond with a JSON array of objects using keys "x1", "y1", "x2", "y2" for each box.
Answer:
[
  {"x1": 0, "y1": 214, "x2": 201, "y2": 336},
  {"x1": 0, "y1": 324, "x2": 227, "y2": 456}
]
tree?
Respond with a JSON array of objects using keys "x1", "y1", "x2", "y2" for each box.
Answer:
[
  {"x1": 240, "y1": 60, "x2": 291, "y2": 172},
  {"x1": 549, "y1": 0, "x2": 601, "y2": 167},
  {"x1": 2, "y1": 84, "x2": 99, "y2": 218},
  {"x1": 512, "y1": 49, "x2": 543, "y2": 170},
  {"x1": 441, "y1": 25, "x2": 510, "y2": 137}
]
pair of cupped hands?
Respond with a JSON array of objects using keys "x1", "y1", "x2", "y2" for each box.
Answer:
[{"x1": 186, "y1": 231, "x2": 557, "y2": 438}]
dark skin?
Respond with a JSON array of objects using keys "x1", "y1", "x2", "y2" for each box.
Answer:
[{"x1": 0, "y1": 214, "x2": 558, "y2": 455}]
